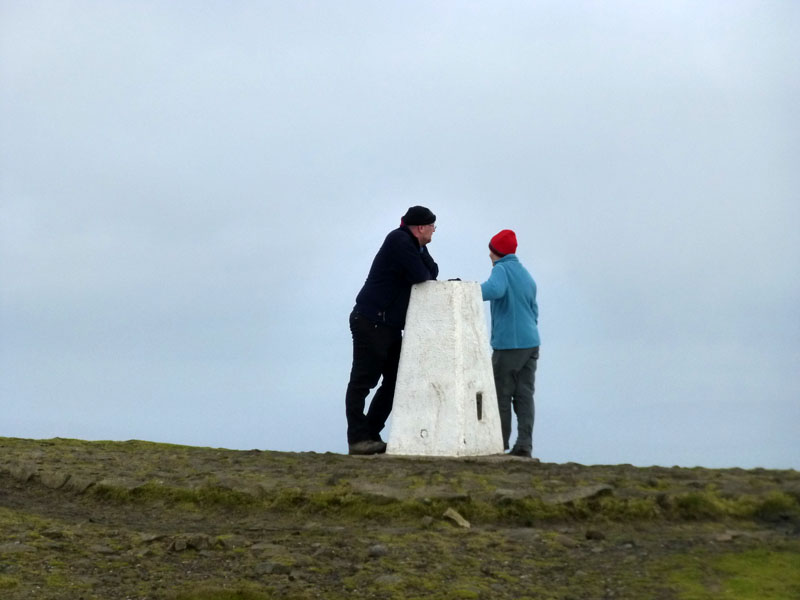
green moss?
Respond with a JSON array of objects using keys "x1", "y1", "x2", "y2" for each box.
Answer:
[
  {"x1": 672, "y1": 491, "x2": 728, "y2": 519},
  {"x1": 45, "y1": 573, "x2": 71, "y2": 587},
  {"x1": 261, "y1": 485, "x2": 800, "y2": 525},
  {"x1": 90, "y1": 481, "x2": 260, "y2": 509},
  {"x1": 642, "y1": 477, "x2": 672, "y2": 490},
  {"x1": 668, "y1": 490, "x2": 800, "y2": 522},
  {"x1": 664, "y1": 549, "x2": 800, "y2": 599},
  {"x1": 6, "y1": 435, "x2": 800, "y2": 600},
  {"x1": 496, "y1": 497, "x2": 569, "y2": 522},
  {"x1": 593, "y1": 496, "x2": 662, "y2": 520},
  {"x1": 0, "y1": 506, "x2": 50, "y2": 528},
  {"x1": 446, "y1": 588, "x2": 481, "y2": 599},
  {"x1": 268, "y1": 486, "x2": 306, "y2": 510},
  {"x1": 0, "y1": 575, "x2": 20, "y2": 589},
  {"x1": 753, "y1": 491, "x2": 800, "y2": 522},
  {"x1": 168, "y1": 585, "x2": 276, "y2": 600},
  {"x1": 63, "y1": 468, "x2": 800, "y2": 527}
]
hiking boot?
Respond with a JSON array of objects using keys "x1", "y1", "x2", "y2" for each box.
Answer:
[
  {"x1": 509, "y1": 446, "x2": 532, "y2": 458},
  {"x1": 348, "y1": 440, "x2": 387, "y2": 455},
  {"x1": 371, "y1": 435, "x2": 387, "y2": 454}
]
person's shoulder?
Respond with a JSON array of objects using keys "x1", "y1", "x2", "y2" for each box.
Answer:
[
  {"x1": 385, "y1": 226, "x2": 405, "y2": 238},
  {"x1": 504, "y1": 255, "x2": 528, "y2": 271},
  {"x1": 496, "y1": 255, "x2": 517, "y2": 268},
  {"x1": 491, "y1": 261, "x2": 509, "y2": 277},
  {"x1": 385, "y1": 227, "x2": 415, "y2": 246}
]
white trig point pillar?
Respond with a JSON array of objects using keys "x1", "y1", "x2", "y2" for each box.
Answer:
[{"x1": 387, "y1": 280, "x2": 503, "y2": 457}]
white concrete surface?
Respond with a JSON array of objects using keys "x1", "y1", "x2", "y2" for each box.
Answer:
[{"x1": 386, "y1": 280, "x2": 504, "y2": 457}]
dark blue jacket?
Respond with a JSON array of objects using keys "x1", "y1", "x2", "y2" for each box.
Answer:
[{"x1": 354, "y1": 226, "x2": 438, "y2": 329}]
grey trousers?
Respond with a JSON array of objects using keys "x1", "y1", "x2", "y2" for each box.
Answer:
[{"x1": 492, "y1": 347, "x2": 539, "y2": 452}]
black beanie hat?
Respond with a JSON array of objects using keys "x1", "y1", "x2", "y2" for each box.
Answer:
[{"x1": 401, "y1": 205, "x2": 436, "y2": 226}]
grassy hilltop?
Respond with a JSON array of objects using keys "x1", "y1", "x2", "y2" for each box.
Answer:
[{"x1": 1, "y1": 437, "x2": 799, "y2": 599}]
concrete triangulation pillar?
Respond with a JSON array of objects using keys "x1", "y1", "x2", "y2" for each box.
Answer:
[{"x1": 387, "y1": 280, "x2": 504, "y2": 457}]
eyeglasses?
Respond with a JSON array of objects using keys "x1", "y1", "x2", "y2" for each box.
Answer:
[{"x1": 424, "y1": 223, "x2": 437, "y2": 231}]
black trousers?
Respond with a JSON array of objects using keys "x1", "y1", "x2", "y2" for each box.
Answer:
[{"x1": 344, "y1": 310, "x2": 402, "y2": 444}]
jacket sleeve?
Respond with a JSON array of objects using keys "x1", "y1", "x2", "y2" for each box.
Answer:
[
  {"x1": 393, "y1": 233, "x2": 437, "y2": 283},
  {"x1": 481, "y1": 264, "x2": 508, "y2": 300},
  {"x1": 421, "y1": 247, "x2": 439, "y2": 280}
]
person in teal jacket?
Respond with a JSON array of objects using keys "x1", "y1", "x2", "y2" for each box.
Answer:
[{"x1": 480, "y1": 229, "x2": 540, "y2": 458}]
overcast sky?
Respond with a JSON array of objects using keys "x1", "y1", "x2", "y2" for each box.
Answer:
[{"x1": 2, "y1": 1, "x2": 798, "y2": 469}]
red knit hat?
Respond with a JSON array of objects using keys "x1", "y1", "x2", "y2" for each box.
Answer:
[{"x1": 489, "y1": 229, "x2": 517, "y2": 257}]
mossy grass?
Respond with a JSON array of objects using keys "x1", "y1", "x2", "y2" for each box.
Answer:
[
  {"x1": 167, "y1": 584, "x2": 277, "y2": 600},
  {"x1": 4, "y1": 436, "x2": 800, "y2": 600},
  {"x1": 0, "y1": 575, "x2": 21, "y2": 590},
  {"x1": 663, "y1": 548, "x2": 800, "y2": 599},
  {"x1": 670, "y1": 490, "x2": 800, "y2": 521},
  {"x1": 82, "y1": 478, "x2": 800, "y2": 527},
  {"x1": 90, "y1": 481, "x2": 261, "y2": 509}
]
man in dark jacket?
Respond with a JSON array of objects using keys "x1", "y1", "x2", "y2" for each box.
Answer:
[{"x1": 345, "y1": 206, "x2": 439, "y2": 455}]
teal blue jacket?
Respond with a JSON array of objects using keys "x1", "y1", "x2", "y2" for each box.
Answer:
[{"x1": 480, "y1": 255, "x2": 540, "y2": 350}]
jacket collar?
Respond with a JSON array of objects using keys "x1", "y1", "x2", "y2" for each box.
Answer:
[{"x1": 399, "y1": 225, "x2": 421, "y2": 248}]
